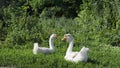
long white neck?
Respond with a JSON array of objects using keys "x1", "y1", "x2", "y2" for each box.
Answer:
[
  {"x1": 49, "y1": 38, "x2": 55, "y2": 50},
  {"x1": 66, "y1": 40, "x2": 74, "y2": 53}
]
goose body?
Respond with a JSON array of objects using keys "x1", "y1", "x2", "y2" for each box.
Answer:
[
  {"x1": 62, "y1": 34, "x2": 89, "y2": 63},
  {"x1": 72, "y1": 47, "x2": 89, "y2": 63},
  {"x1": 33, "y1": 34, "x2": 56, "y2": 54}
]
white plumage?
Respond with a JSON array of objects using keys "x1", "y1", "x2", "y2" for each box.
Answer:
[
  {"x1": 33, "y1": 34, "x2": 57, "y2": 54},
  {"x1": 62, "y1": 34, "x2": 89, "y2": 63},
  {"x1": 72, "y1": 47, "x2": 89, "y2": 63}
]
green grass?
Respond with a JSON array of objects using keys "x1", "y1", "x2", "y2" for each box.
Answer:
[
  {"x1": 0, "y1": 16, "x2": 120, "y2": 67},
  {"x1": 0, "y1": 43, "x2": 120, "y2": 68},
  {"x1": 0, "y1": 0, "x2": 120, "y2": 67}
]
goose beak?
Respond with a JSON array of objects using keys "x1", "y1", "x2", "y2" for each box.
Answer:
[{"x1": 62, "y1": 35, "x2": 67, "y2": 41}]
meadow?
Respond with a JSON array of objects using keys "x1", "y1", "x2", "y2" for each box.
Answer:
[
  {"x1": 0, "y1": 0, "x2": 120, "y2": 68},
  {"x1": 0, "y1": 17, "x2": 120, "y2": 68},
  {"x1": 0, "y1": 38, "x2": 120, "y2": 68}
]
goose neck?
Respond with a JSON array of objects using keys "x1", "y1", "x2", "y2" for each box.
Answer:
[
  {"x1": 49, "y1": 38, "x2": 55, "y2": 49},
  {"x1": 67, "y1": 40, "x2": 74, "y2": 53}
]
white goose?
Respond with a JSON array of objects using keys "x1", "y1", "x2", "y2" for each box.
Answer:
[
  {"x1": 33, "y1": 34, "x2": 57, "y2": 54},
  {"x1": 62, "y1": 34, "x2": 89, "y2": 63}
]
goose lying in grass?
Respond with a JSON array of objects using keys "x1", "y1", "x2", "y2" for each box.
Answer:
[
  {"x1": 73, "y1": 46, "x2": 89, "y2": 63},
  {"x1": 62, "y1": 34, "x2": 89, "y2": 63},
  {"x1": 33, "y1": 34, "x2": 57, "y2": 54},
  {"x1": 62, "y1": 34, "x2": 79, "y2": 61}
]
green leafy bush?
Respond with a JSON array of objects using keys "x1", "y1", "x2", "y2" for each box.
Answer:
[{"x1": 75, "y1": 0, "x2": 120, "y2": 46}]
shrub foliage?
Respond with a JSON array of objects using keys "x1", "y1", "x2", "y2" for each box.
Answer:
[{"x1": 0, "y1": 0, "x2": 120, "y2": 46}]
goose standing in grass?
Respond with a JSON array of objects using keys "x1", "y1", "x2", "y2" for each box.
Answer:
[
  {"x1": 62, "y1": 34, "x2": 89, "y2": 63},
  {"x1": 33, "y1": 34, "x2": 57, "y2": 54}
]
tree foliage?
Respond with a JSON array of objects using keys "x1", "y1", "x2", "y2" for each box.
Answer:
[
  {"x1": 0, "y1": 0, "x2": 120, "y2": 46},
  {"x1": 76, "y1": 0, "x2": 120, "y2": 45}
]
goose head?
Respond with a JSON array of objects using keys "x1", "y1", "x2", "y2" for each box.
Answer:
[
  {"x1": 50, "y1": 34, "x2": 57, "y2": 40},
  {"x1": 62, "y1": 34, "x2": 74, "y2": 42}
]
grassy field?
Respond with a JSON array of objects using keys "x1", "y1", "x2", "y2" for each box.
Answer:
[
  {"x1": 0, "y1": 40, "x2": 120, "y2": 68},
  {"x1": 0, "y1": 0, "x2": 120, "y2": 67},
  {"x1": 0, "y1": 17, "x2": 120, "y2": 68}
]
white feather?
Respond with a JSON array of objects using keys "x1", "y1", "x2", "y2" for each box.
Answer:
[{"x1": 33, "y1": 34, "x2": 56, "y2": 54}]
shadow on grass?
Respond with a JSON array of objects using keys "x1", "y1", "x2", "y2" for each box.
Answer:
[
  {"x1": 87, "y1": 58, "x2": 100, "y2": 64},
  {"x1": 111, "y1": 41, "x2": 120, "y2": 47}
]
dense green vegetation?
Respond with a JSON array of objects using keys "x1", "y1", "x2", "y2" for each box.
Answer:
[{"x1": 0, "y1": 0, "x2": 120, "y2": 67}]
